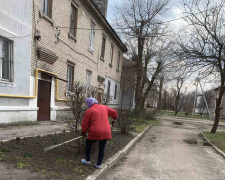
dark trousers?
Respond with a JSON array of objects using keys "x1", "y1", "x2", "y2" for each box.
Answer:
[{"x1": 86, "y1": 139, "x2": 107, "y2": 166}]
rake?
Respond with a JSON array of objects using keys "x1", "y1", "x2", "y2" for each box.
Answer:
[{"x1": 44, "y1": 136, "x2": 83, "y2": 153}]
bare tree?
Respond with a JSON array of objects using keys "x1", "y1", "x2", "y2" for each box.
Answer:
[
  {"x1": 175, "y1": 0, "x2": 225, "y2": 133},
  {"x1": 114, "y1": 0, "x2": 171, "y2": 110}
]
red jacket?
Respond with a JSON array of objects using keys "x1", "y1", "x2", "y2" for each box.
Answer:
[{"x1": 81, "y1": 104, "x2": 118, "y2": 140}]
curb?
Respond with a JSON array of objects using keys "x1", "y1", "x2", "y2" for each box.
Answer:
[
  {"x1": 0, "y1": 131, "x2": 71, "y2": 144},
  {"x1": 199, "y1": 132, "x2": 225, "y2": 159},
  {"x1": 86, "y1": 125, "x2": 152, "y2": 180}
]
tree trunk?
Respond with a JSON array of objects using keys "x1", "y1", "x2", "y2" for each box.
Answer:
[
  {"x1": 158, "y1": 76, "x2": 163, "y2": 110},
  {"x1": 211, "y1": 74, "x2": 224, "y2": 133},
  {"x1": 135, "y1": 26, "x2": 144, "y2": 109},
  {"x1": 175, "y1": 92, "x2": 180, "y2": 115},
  {"x1": 211, "y1": 87, "x2": 224, "y2": 133}
]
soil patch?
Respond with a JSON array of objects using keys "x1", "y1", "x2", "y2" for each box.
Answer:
[{"x1": 0, "y1": 131, "x2": 134, "y2": 180}]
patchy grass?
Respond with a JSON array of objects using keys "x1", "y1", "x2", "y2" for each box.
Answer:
[
  {"x1": 203, "y1": 132, "x2": 225, "y2": 152},
  {"x1": 130, "y1": 118, "x2": 160, "y2": 133},
  {"x1": 0, "y1": 121, "x2": 39, "y2": 128},
  {"x1": 160, "y1": 110, "x2": 212, "y2": 120}
]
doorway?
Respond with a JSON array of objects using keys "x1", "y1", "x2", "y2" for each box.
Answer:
[{"x1": 37, "y1": 79, "x2": 51, "y2": 121}]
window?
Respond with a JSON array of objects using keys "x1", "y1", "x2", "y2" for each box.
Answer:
[
  {"x1": 67, "y1": 64, "x2": 74, "y2": 91},
  {"x1": 86, "y1": 71, "x2": 92, "y2": 87},
  {"x1": 89, "y1": 23, "x2": 95, "y2": 51},
  {"x1": 114, "y1": 84, "x2": 118, "y2": 100},
  {"x1": 41, "y1": 0, "x2": 52, "y2": 18},
  {"x1": 116, "y1": 52, "x2": 121, "y2": 70},
  {"x1": 107, "y1": 81, "x2": 111, "y2": 95},
  {"x1": 110, "y1": 44, "x2": 114, "y2": 65},
  {"x1": 101, "y1": 36, "x2": 106, "y2": 59},
  {"x1": 70, "y1": 4, "x2": 78, "y2": 37},
  {"x1": 0, "y1": 37, "x2": 13, "y2": 82}
]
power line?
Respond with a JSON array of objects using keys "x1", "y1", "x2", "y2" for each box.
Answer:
[{"x1": 2, "y1": 3, "x2": 225, "y2": 39}]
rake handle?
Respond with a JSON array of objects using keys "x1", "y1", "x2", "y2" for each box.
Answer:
[{"x1": 44, "y1": 136, "x2": 83, "y2": 152}]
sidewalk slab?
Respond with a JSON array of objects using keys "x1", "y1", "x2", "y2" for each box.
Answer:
[{"x1": 0, "y1": 121, "x2": 67, "y2": 141}]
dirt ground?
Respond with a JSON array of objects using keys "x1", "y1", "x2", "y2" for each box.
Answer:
[
  {"x1": 102, "y1": 116, "x2": 225, "y2": 180},
  {"x1": 0, "y1": 131, "x2": 134, "y2": 180}
]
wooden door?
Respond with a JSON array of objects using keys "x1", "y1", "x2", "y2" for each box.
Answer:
[
  {"x1": 37, "y1": 80, "x2": 51, "y2": 121},
  {"x1": 97, "y1": 93, "x2": 102, "y2": 104}
]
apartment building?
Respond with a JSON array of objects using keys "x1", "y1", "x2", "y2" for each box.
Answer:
[
  {"x1": 31, "y1": 0, "x2": 127, "y2": 121},
  {"x1": 0, "y1": 0, "x2": 34, "y2": 123}
]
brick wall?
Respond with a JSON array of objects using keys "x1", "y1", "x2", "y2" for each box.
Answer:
[{"x1": 31, "y1": 0, "x2": 124, "y2": 105}]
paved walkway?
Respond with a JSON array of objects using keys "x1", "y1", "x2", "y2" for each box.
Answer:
[
  {"x1": 0, "y1": 121, "x2": 67, "y2": 141},
  {"x1": 102, "y1": 116, "x2": 225, "y2": 180}
]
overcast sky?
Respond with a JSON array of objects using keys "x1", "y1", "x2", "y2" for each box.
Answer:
[
  {"x1": 106, "y1": 0, "x2": 216, "y2": 92},
  {"x1": 107, "y1": 0, "x2": 184, "y2": 28}
]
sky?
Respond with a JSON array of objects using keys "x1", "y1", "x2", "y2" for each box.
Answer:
[{"x1": 106, "y1": 0, "x2": 216, "y2": 93}]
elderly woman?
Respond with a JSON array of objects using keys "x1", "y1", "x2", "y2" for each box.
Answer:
[{"x1": 81, "y1": 97, "x2": 118, "y2": 169}]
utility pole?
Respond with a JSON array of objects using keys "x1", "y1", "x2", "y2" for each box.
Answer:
[
  {"x1": 192, "y1": 79, "x2": 198, "y2": 117},
  {"x1": 198, "y1": 79, "x2": 212, "y2": 119}
]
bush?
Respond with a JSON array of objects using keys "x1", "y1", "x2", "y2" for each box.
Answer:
[
  {"x1": 65, "y1": 81, "x2": 98, "y2": 152},
  {"x1": 117, "y1": 110, "x2": 132, "y2": 134}
]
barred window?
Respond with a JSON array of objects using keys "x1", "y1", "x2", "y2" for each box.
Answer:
[{"x1": 0, "y1": 37, "x2": 13, "y2": 82}]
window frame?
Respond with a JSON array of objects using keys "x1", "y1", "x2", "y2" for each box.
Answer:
[
  {"x1": 114, "y1": 84, "x2": 118, "y2": 101},
  {"x1": 89, "y1": 22, "x2": 95, "y2": 51},
  {"x1": 107, "y1": 80, "x2": 111, "y2": 96},
  {"x1": 0, "y1": 36, "x2": 13, "y2": 82},
  {"x1": 101, "y1": 35, "x2": 106, "y2": 60},
  {"x1": 109, "y1": 44, "x2": 114, "y2": 65},
  {"x1": 41, "y1": 0, "x2": 53, "y2": 18},
  {"x1": 69, "y1": 3, "x2": 78, "y2": 38},
  {"x1": 67, "y1": 63, "x2": 75, "y2": 92},
  {"x1": 116, "y1": 51, "x2": 121, "y2": 70},
  {"x1": 86, "y1": 70, "x2": 92, "y2": 87}
]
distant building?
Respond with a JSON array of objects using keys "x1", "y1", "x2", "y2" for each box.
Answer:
[
  {"x1": 119, "y1": 58, "x2": 136, "y2": 109},
  {"x1": 146, "y1": 83, "x2": 159, "y2": 109}
]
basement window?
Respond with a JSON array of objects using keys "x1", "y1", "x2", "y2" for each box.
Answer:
[{"x1": 0, "y1": 36, "x2": 13, "y2": 82}]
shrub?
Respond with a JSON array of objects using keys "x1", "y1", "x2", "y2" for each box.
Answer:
[
  {"x1": 65, "y1": 81, "x2": 98, "y2": 152},
  {"x1": 117, "y1": 110, "x2": 132, "y2": 134}
]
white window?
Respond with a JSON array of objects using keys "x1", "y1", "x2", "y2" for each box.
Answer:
[
  {"x1": 86, "y1": 71, "x2": 92, "y2": 87},
  {"x1": 107, "y1": 80, "x2": 111, "y2": 95},
  {"x1": 116, "y1": 51, "x2": 121, "y2": 70},
  {"x1": 0, "y1": 37, "x2": 13, "y2": 82},
  {"x1": 114, "y1": 84, "x2": 118, "y2": 100},
  {"x1": 67, "y1": 64, "x2": 74, "y2": 91},
  {"x1": 89, "y1": 23, "x2": 95, "y2": 51},
  {"x1": 110, "y1": 44, "x2": 114, "y2": 65}
]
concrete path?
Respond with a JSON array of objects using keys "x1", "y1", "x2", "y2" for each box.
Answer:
[
  {"x1": 101, "y1": 116, "x2": 225, "y2": 180},
  {"x1": 0, "y1": 121, "x2": 67, "y2": 141}
]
